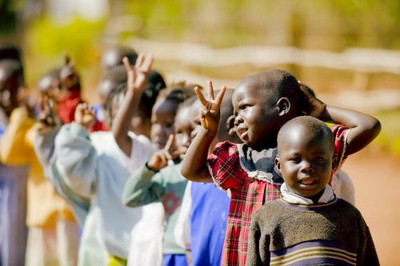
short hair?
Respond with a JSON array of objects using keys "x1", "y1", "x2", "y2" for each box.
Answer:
[
  {"x1": 37, "y1": 68, "x2": 61, "y2": 93},
  {"x1": 242, "y1": 69, "x2": 304, "y2": 108},
  {"x1": 277, "y1": 116, "x2": 334, "y2": 149},
  {"x1": 157, "y1": 81, "x2": 197, "y2": 105},
  {"x1": 104, "y1": 69, "x2": 167, "y2": 122},
  {"x1": 101, "y1": 45, "x2": 138, "y2": 69}
]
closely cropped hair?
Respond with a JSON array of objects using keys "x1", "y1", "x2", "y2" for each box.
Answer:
[
  {"x1": 157, "y1": 80, "x2": 199, "y2": 105},
  {"x1": 249, "y1": 69, "x2": 305, "y2": 111},
  {"x1": 277, "y1": 116, "x2": 334, "y2": 147}
]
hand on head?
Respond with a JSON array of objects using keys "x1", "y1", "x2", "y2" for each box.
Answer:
[
  {"x1": 298, "y1": 82, "x2": 326, "y2": 118},
  {"x1": 195, "y1": 81, "x2": 226, "y2": 134}
]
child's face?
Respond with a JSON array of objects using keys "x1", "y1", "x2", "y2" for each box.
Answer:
[
  {"x1": 275, "y1": 126, "x2": 333, "y2": 198},
  {"x1": 150, "y1": 98, "x2": 177, "y2": 149},
  {"x1": 174, "y1": 101, "x2": 201, "y2": 152},
  {"x1": 0, "y1": 71, "x2": 20, "y2": 118},
  {"x1": 232, "y1": 82, "x2": 282, "y2": 150}
]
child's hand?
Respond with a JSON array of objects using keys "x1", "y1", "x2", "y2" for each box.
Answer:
[
  {"x1": 195, "y1": 81, "x2": 226, "y2": 134},
  {"x1": 123, "y1": 54, "x2": 153, "y2": 96},
  {"x1": 38, "y1": 94, "x2": 60, "y2": 129},
  {"x1": 299, "y1": 82, "x2": 327, "y2": 118},
  {"x1": 74, "y1": 102, "x2": 96, "y2": 129},
  {"x1": 147, "y1": 134, "x2": 181, "y2": 172}
]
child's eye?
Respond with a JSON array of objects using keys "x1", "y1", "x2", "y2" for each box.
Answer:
[
  {"x1": 313, "y1": 156, "x2": 326, "y2": 163},
  {"x1": 289, "y1": 156, "x2": 301, "y2": 163},
  {"x1": 239, "y1": 104, "x2": 251, "y2": 110}
]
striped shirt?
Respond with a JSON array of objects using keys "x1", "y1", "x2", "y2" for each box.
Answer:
[{"x1": 206, "y1": 125, "x2": 348, "y2": 266}]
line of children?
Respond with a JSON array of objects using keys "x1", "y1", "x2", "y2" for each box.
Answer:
[
  {"x1": 181, "y1": 70, "x2": 381, "y2": 265},
  {"x1": 0, "y1": 54, "x2": 81, "y2": 265},
  {"x1": 0, "y1": 44, "x2": 29, "y2": 266},
  {"x1": 174, "y1": 88, "x2": 241, "y2": 266},
  {"x1": 53, "y1": 54, "x2": 167, "y2": 265},
  {"x1": 0, "y1": 44, "x2": 382, "y2": 266},
  {"x1": 120, "y1": 81, "x2": 197, "y2": 265}
]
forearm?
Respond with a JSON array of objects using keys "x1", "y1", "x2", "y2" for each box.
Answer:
[
  {"x1": 112, "y1": 90, "x2": 142, "y2": 155},
  {"x1": 181, "y1": 127, "x2": 215, "y2": 183},
  {"x1": 321, "y1": 105, "x2": 381, "y2": 155},
  {"x1": 122, "y1": 165, "x2": 163, "y2": 207},
  {"x1": 54, "y1": 122, "x2": 97, "y2": 196}
]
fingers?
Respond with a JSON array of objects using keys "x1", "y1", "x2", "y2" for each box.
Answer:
[
  {"x1": 141, "y1": 54, "x2": 154, "y2": 73},
  {"x1": 207, "y1": 80, "x2": 214, "y2": 100},
  {"x1": 215, "y1": 86, "x2": 226, "y2": 107},
  {"x1": 195, "y1": 86, "x2": 208, "y2": 108},
  {"x1": 164, "y1": 134, "x2": 176, "y2": 152},
  {"x1": 123, "y1": 57, "x2": 132, "y2": 73}
]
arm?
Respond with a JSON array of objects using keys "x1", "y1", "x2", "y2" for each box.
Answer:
[
  {"x1": 246, "y1": 217, "x2": 266, "y2": 266},
  {"x1": 0, "y1": 107, "x2": 35, "y2": 164},
  {"x1": 54, "y1": 104, "x2": 99, "y2": 198},
  {"x1": 121, "y1": 164, "x2": 165, "y2": 207},
  {"x1": 181, "y1": 82, "x2": 226, "y2": 183},
  {"x1": 300, "y1": 83, "x2": 381, "y2": 156},
  {"x1": 112, "y1": 54, "x2": 153, "y2": 156}
]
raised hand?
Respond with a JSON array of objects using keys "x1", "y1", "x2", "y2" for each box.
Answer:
[
  {"x1": 74, "y1": 102, "x2": 96, "y2": 129},
  {"x1": 123, "y1": 54, "x2": 154, "y2": 95},
  {"x1": 299, "y1": 82, "x2": 327, "y2": 118},
  {"x1": 195, "y1": 81, "x2": 226, "y2": 134},
  {"x1": 38, "y1": 93, "x2": 60, "y2": 129}
]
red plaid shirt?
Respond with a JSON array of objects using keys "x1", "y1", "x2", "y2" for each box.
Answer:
[{"x1": 207, "y1": 125, "x2": 348, "y2": 266}]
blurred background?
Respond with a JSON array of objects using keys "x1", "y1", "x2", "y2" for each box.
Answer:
[{"x1": 1, "y1": 0, "x2": 399, "y2": 264}]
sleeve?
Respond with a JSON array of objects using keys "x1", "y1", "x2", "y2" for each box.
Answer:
[
  {"x1": 0, "y1": 107, "x2": 35, "y2": 165},
  {"x1": 331, "y1": 124, "x2": 350, "y2": 173},
  {"x1": 121, "y1": 164, "x2": 165, "y2": 207},
  {"x1": 246, "y1": 214, "x2": 267, "y2": 266},
  {"x1": 207, "y1": 141, "x2": 245, "y2": 190},
  {"x1": 174, "y1": 181, "x2": 192, "y2": 250},
  {"x1": 54, "y1": 122, "x2": 98, "y2": 198},
  {"x1": 330, "y1": 169, "x2": 355, "y2": 205},
  {"x1": 357, "y1": 214, "x2": 380, "y2": 265},
  {"x1": 33, "y1": 127, "x2": 59, "y2": 183}
]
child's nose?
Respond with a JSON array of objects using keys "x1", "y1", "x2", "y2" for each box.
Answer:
[
  {"x1": 234, "y1": 115, "x2": 243, "y2": 127},
  {"x1": 300, "y1": 161, "x2": 314, "y2": 174}
]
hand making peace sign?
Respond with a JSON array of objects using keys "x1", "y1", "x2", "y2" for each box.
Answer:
[{"x1": 195, "y1": 81, "x2": 226, "y2": 134}]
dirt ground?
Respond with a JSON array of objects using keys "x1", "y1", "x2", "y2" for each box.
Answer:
[{"x1": 342, "y1": 147, "x2": 400, "y2": 265}]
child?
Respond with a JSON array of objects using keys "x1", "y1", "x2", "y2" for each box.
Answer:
[
  {"x1": 121, "y1": 94, "x2": 199, "y2": 266},
  {"x1": 181, "y1": 70, "x2": 381, "y2": 265},
  {"x1": 54, "y1": 54, "x2": 164, "y2": 265},
  {"x1": 246, "y1": 116, "x2": 379, "y2": 265},
  {"x1": 174, "y1": 88, "x2": 241, "y2": 266},
  {"x1": 1, "y1": 60, "x2": 82, "y2": 265},
  {"x1": 146, "y1": 82, "x2": 197, "y2": 150},
  {"x1": 0, "y1": 45, "x2": 29, "y2": 266}
]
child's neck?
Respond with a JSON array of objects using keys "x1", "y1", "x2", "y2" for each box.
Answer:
[{"x1": 306, "y1": 189, "x2": 325, "y2": 204}]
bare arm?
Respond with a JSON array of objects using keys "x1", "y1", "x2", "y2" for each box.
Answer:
[
  {"x1": 300, "y1": 83, "x2": 381, "y2": 156},
  {"x1": 112, "y1": 54, "x2": 153, "y2": 156},
  {"x1": 180, "y1": 82, "x2": 226, "y2": 183}
]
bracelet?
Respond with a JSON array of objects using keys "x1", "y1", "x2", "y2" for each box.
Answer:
[{"x1": 145, "y1": 162, "x2": 159, "y2": 173}]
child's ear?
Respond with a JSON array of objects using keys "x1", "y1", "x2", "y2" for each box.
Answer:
[
  {"x1": 275, "y1": 157, "x2": 281, "y2": 173},
  {"x1": 276, "y1": 97, "x2": 290, "y2": 116}
]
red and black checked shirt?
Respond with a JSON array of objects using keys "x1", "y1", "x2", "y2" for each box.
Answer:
[{"x1": 206, "y1": 124, "x2": 348, "y2": 266}]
